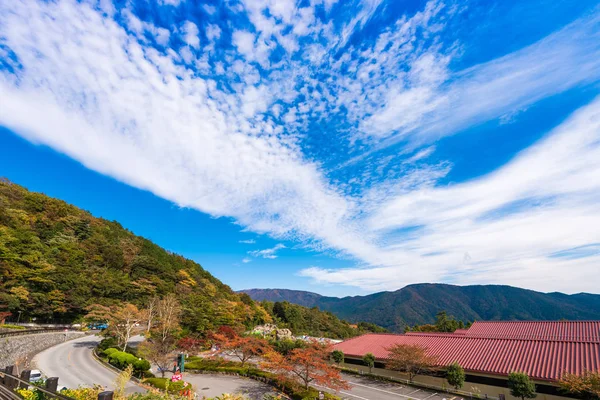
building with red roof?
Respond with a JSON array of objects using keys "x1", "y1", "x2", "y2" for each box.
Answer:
[{"x1": 333, "y1": 321, "x2": 600, "y2": 400}]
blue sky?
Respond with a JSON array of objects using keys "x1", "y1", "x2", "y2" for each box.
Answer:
[{"x1": 1, "y1": 0, "x2": 599, "y2": 296}]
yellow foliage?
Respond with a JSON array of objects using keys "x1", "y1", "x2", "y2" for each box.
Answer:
[
  {"x1": 10, "y1": 286, "x2": 30, "y2": 301},
  {"x1": 177, "y1": 270, "x2": 197, "y2": 287}
]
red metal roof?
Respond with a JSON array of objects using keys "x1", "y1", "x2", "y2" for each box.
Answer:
[
  {"x1": 334, "y1": 322, "x2": 600, "y2": 382},
  {"x1": 464, "y1": 321, "x2": 600, "y2": 342}
]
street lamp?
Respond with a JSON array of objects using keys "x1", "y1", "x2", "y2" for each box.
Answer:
[{"x1": 17, "y1": 311, "x2": 22, "y2": 324}]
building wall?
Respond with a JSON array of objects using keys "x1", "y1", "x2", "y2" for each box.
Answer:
[{"x1": 340, "y1": 358, "x2": 576, "y2": 400}]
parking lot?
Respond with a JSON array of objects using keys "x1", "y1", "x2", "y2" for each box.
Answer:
[{"x1": 316, "y1": 373, "x2": 460, "y2": 400}]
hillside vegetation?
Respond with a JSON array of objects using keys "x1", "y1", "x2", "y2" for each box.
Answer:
[
  {"x1": 242, "y1": 284, "x2": 600, "y2": 332},
  {"x1": 0, "y1": 178, "x2": 267, "y2": 331},
  {"x1": 0, "y1": 179, "x2": 381, "y2": 339}
]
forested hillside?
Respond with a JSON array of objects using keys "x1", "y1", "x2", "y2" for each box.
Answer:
[
  {"x1": 0, "y1": 179, "x2": 269, "y2": 332},
  {"x1": 0, "y1": 179, "x2": 383, "y2": 339},
  {"x1": 242, "y1": 284, "x2": 600, "y2": 332}
]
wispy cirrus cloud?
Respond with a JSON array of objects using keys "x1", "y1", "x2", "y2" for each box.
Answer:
[
  {"x1": 0, "y1": 0, "x2": 599, "y2": 294},
  {"x1": 249, "y1": 244, "x2": 286, "y2": 259},
  {"x1": 239, "y1": 239, "x2": 256, "y2": 244},
  {"x1": 302, "y1": 97, "x2": 600, "y2": 291}
]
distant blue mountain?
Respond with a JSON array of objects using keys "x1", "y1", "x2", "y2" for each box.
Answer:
[{"x1": 240, "y1": 284, "x2": 600, "y2": 332}]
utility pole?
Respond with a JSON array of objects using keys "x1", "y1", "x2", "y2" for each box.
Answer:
[{"x1": 16, "y1": 311, "x2": 22, "y2": 324}]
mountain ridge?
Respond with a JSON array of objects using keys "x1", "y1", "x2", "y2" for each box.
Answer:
[{"x1": 240, "y1": 284, "x2": 600, "y2": 332}]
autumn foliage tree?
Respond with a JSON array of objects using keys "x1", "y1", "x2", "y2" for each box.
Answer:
[
  {"x1": 385, "y1": 343, "x2": 438, "y2": 382},
  {"x1": 559, "y1": 370, "x2": 600, "y2": 399},
  {"x1": 0, "y1": 311, "x2": 11, "y2": 325},
  {"x1": 213, "y1": 333, "x2": 270, "y2": 367},
  {"x1": 177, "y1": 336, "x2": 205, "y2": 355},
  {"x1": 139, "y1": 295, "x2": 182, "y2": 377},
  {"x1": 86, "y1": 303, "x2": 142, "y2": 352},
  {"x1": 261, "y1": 341, "x2": 349, "y2": 391}
]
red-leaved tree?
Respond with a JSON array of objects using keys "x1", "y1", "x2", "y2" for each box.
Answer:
[
  {"x1": 261, "y1": 341, "x2": 349, "y2": 391},
  {"x1": 177, "y1": 336, "x2": 206, "y2": 355},
  {"x1": 213, "y1": 334, "x2": 270, "y2": 367}
]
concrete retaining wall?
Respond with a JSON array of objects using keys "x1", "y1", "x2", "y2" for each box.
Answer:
[{"x1": 0, "y1": 331, "x2": 85, "y2": 369}]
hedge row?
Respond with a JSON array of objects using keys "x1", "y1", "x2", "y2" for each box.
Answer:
[
  {"x1": 184, "y1": 357, "x2": 340, "y2": 400},
  {"x1": 103, "y1": 348, "x2": 151, "y2": 378}
]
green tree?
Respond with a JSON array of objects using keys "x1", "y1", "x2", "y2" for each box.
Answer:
[
  {"x1": 363, "y1": 352, "x2": 376, "y2": 374},
  {"x1": 508, "y1": 372, "x2": 537, "y2": 400},
  {"x1": 331, "y1": 350, "x2": 344, "y2": 365},
  {"x1": 446, "y1": 362, "x2": 465, "y2": 389}
]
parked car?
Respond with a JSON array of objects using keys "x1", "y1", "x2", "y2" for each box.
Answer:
[{"x1": 29, "y1": 370, "x2": 43, "y2": 383}]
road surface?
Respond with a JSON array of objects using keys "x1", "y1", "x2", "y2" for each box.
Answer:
[
  {"x1": 33, "y1": 335, "x2": 144, "y2": 394},
  {"x1": 34, "y1": 334, "x2": 275, "y2": 398},
  {"x1": 315, "y1": 373, "x2": 455, "y2": 400}
]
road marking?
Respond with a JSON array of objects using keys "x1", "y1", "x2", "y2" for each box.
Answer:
[
  {"x1": 407, "y1": 389, "x2": 421, "y2": 396},
  {"x1": 313, "y1": 384, "x2": 370, "y2": 400},
  {"x1": 346, "y1": 380, "x2": 424, "y2": 399},
  {"x1": 339, "y1": 391, "x2": 371, "y2": 400},
  {"x1": 422, "y1": 393, "x2": 438, "y2": 400}
]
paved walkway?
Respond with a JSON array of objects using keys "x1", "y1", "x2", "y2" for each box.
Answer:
[{"x1": 158, "y1": 369, "x2": 278, "y2": 399}]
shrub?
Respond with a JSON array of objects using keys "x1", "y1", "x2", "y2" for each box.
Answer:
[
  {"x1": 144, "y1": 378, "x2": 190, "y2": 394},
  {"x1": 103, "y1": 348, "x2": 118, "y2": 357},
  {"x1": 98, "y1": 337, "x2": 119, "y2": 351},
  {"x1": 105, "y1": 348, "x2": 151, "y2": 377}
]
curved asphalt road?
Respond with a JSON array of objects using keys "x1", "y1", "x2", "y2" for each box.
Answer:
[
  {"x1": 33, "y1": 335, "x2": 143, "y2": 394},
  {"x1": 32, "y1": 335, "x2": 276, "y2": 399}
]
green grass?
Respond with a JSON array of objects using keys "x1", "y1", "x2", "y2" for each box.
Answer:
[{"x1": 0, "y1": 324, "x2": 25, "y2": 330}]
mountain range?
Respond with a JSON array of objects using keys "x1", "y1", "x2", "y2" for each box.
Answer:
[{"x1": 241, "y1": 284, "x2": 600, "y2": 332}]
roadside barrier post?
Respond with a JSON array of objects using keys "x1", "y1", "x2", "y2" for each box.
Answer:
[
  {"x1": 46, "y1": 377, "x2": 59, "y2": 392},
  {"x1": 98, "y1": 391, "x2": 114, "y2": 400},
  {"x1": 19, "y1": 370, "x2": 31, "y2": 389},
  {"x1": 4, "y1": 366, "x2": 17, "y2": 390}
]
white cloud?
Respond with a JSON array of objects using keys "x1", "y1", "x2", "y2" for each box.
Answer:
[
  {"x1": 361, "y1": 11, "x2": 600, "y2": 146},
  {"x1": 239, "y1": 239, "x2": 256, "y2": 244},
  {"x1": 206, "y1": 24, "x2": 221, "y2": 41},
  {"x1": 181, "y1": 20, "x2": 200, "y2": 48},
  {"x1": 249, "y1": 244, "x2": 287, "y2": 259},
  {"x1": 232, "y1": 30, "x2": 256, "y2": 59},
  {"x1": 155, "y1": 28, "x2": 170, "y2": 46},
  {"x1": 302, "y1": 97, "x2": 600, "y2": 293},
  {"x1": 203, "y1": 4, "x2": 216, "y2": 15},
  {"x1": 242, "y1": 257, "x2": 252, "y2": 263},
  {"x1": 159, "y1": 0, "x2": 181, "y2": 7},
  {"x1": 0, "y1": 0, "x2": 599, "y2": 296}
]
